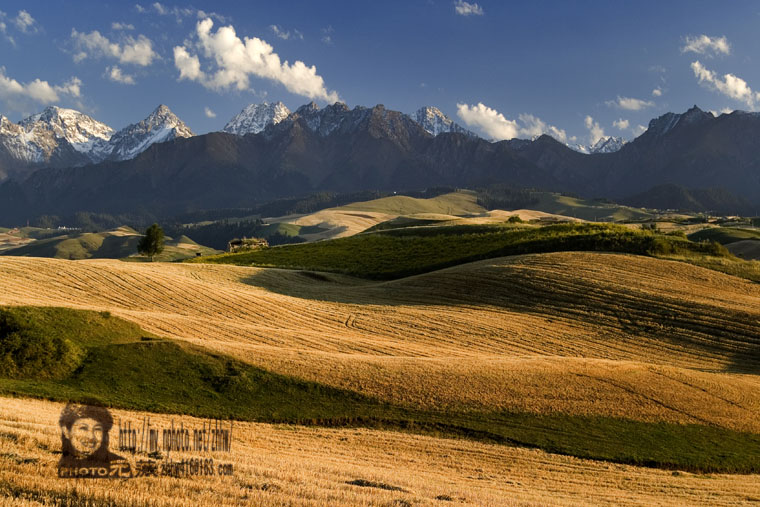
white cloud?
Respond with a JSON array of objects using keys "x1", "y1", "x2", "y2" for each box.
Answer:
[
  {"x1": 112, "y1": 22, "x2": 135, "y2": 31},
  {"x1": 681, "y1": 35, "x2": 730, "y2": 56},
  {"x1": 0, "y1": 11, "x2": 13, "y2": 46},
  {"x1": 152, "y1": 2, "x2": 168, "y2": 15},
  {"x1": 652, "y1": 87, "x2": 662, "y2": 97},
  {"x1": 204, "y1": 106, "x2": 216, "y2": 118},
  {"x1": 457, "y1": 103, "x2": 518, "y2": 140},
  {"x1": 606, "y1": 95, "x2": 655, "y2": 111},
  {"x1": 0, "y1": 68, "x2": 81, "y2": 106},
  {"x1": 454, "y1": 1, "x2": 484, "y2": 16},
  {"x1": 145, "y1": 2, "x2": 227, "y2": 23},
  {"x1": 456, "y1": 103, "x2": 566, "y2": 142},
  {"x1": 584, "y1": 115, "x2": 605, "y2": 145},
  {"x1": 173, "y1": 18, "x2": 340, "y2": 102},
  {"x1": 71, "y1": 29, "x2": 157, "y2": 66},
  {"x1": 14, "y1": 10, "x2": 38, "y2": 34},
  {"x1": 612, "y1": 118, "x2": 629, "y2": 130},
  {"x1": 105, "y1": 65, "x2": 136, "y2": 85},
  {"x1": 691, "y1": 60, "x2": 760, "y2": 109},
  {"x1": 270, "y1": 25, "x2": 303, "y2": 41},
  {"x1": 708, "y1": 108, "x2": 734, "y2": 117},
  {"x1": 634, "y1": 124, "x2": 647, "y2": 136},
  {"x1": 321, "y1": 26, "x2": 333, "y2": 45},
  {"x1": 517, "y1": 113, "x2": 568, "y2": 143}
]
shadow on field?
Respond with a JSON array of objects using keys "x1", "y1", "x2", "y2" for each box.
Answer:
[{"x1": 242, "y1": 257, "x2": 760, "y2": 374}]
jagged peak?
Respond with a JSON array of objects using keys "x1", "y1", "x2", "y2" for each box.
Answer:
[
  {"x1": 324, "y1": 102, "x2": 349, "y2": 112},
  {"x1": 295, "y1": 101, "x2": 320, "y2": 116},
  {"x1": 223, "y1": 102, "x2": 291, "y2": 135},
  {"x1": 410, "y1": 105, "x2": 475, "y2": 137}
]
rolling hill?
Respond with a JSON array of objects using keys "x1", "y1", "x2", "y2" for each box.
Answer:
[{"x1": 0, "y1": 225, "x2": 219, "y2": 260}]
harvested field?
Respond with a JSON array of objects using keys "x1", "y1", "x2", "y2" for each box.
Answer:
[
  {"x1": 0, "y1": 253, "x2": 759, "y2": 432},
  {"x1": 1, "y1": 396, "x2": 759, "y2": 506}
]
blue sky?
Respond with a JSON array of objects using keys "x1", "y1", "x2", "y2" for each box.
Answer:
[{"x1": 0, "y1": 0, "x2": 758, "y2": 145}]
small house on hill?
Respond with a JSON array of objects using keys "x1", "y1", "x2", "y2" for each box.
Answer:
[{"x1": 227, "y1": 237, "x2": 269, "y2": 253}]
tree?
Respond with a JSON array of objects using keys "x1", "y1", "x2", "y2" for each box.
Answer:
[{"x1": 138, "y1": 223, "x2": 164, "y2": 261}]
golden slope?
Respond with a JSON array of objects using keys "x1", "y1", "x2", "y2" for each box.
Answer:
[
  {"x1": 2, "y1": 396, "x2": 759, "y2": 506},
  {"x1": 0, "y1": 252, "x2": 759, "y2": 430}
]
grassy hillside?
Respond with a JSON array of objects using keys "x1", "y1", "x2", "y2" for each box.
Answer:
[
  {"x1": 530, "y1": 193, "x2": 654, "y2": 221},
  {"x1": 334, "y1": 190, "x2": 485, "y2": 216},
  {"x1": 688, "y1": 227, "x2": 760, "y2": 244},
  {"x1": 1, "y1": 305, "x2": 759, "y2": 473},
  {"x1": 191, "y1": 222, "x2": 729, "y2": 280},
  {"x1": 1, "y1": 226, "x2": 220, "y2": 261}
]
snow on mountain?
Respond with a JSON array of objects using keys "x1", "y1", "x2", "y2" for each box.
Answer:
[
  {"x1": 572, "y1": 136, "x2": 626, "y2": 154},
  {"x1": 0, "y1": 106, "x2": 113, "y2": 164},
  {"x1": 0, "y1": 105, "x2": 195, "y2": 174},
  {"x1": 410, "y1": 106, "x2": 475, "y2": 137},
  {"x1": 283, "y1": 101, "x2": 359, "y2": 136},
  {"x1": 222, "y1": 102, "x2": 291, "y2": 135},
  {"x1": 590, "y1": 136, "x2": 625, "y2": 153},
  {"x1": 105, "y1": 104, "x2": 194, "y2": 161}
]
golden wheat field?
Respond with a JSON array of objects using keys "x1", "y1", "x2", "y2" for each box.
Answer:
[
  {"x1": 1, "y1": 252, "x2": 760, "y2": 504},
  {"x1": 0, "y1": 253, "x2": 760, "y2": 429},
  {"x1": 2, "y1": 396, "x2": 760, "y2": 506}
]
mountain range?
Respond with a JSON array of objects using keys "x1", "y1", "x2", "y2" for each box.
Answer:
[
  {"x1": 0, "y1": 105, "x2": 193, "y2": 181},
  {"x1": 0, "y1": 102, "x2": 758, "y2": 223},
  {"x1": 0, "y1": 102, "x2": 480, "y2": 182}
]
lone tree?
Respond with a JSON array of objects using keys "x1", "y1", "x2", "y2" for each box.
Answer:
[{"x1": 138, "y1": 223, "x2": 164, "y2": 261}]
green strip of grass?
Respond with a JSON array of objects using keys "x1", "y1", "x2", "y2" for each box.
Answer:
[
  {"x1": 189, "y1": 223, "x2": 730, "y2": 280},
  {"x1": 1, "y1": 306, "x2": 759, "y2": 473},
  {"x1": 688, "y1": 227, "x2": 760, "y2": 245}
]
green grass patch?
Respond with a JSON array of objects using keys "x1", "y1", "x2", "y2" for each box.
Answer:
[
  {"x1": 688, "y1": 227, "x2": 760, "y2": 245},
  {"x1": 190, "y1": 223, "x2": 730, "y2": 280},
  {"x1": 336, "y1": 190, "x2": 484, "y2": 216},
  {"x1": 1, "y1": 305, "x2": 759, "y2": 473}
]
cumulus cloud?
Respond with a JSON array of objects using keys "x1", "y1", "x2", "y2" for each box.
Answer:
[
  {"x1": 691, "y1": 60, "x2": 760, "y2": 109},
  {"x1": 0, "y1": 68, "x2": 81, "y2": 106},
  {"x1": 456, "y1": 103, "x2": 567, "y2": 142},
  {"x1": 456, "y1": 103, "x2": 518, "y2": 140},
  {"x1": 612, "y1": 118, "x2": 629, "y2": 130},
  {"x1": 204, "y1": 106, "x2": 216, "y2": 118},
  {"x1": 634, "y1": 124, "x2": 647, "y2": 136},
  {"x1": 173, "y1": 18, "x2": 340, "y2": 102},
  {"x1": 270, "y1": 25, "x2": 303, "y2": 40},
  {"x1": 454, "y1": 1, "x2": 484, "y2": 16},
  {"x1": 112, "y1": 22, "x2": 135, "y2": 31},
  {"x1": 652, "y1": 87, "x2": 662, "y2": 97},
  {"x1": 584, "y1": 115, "x2": 605, "y2": 145},
  {"x1": 606, "y1": 95, "x2": 655, "y2": 111},
  {"x1": 681, "y1": 35, "x2": 730, "y2": 56},
  {"x1": 105, "y1": 65, "x2": 136, "y2": 84},
  {"x1": 518, "y1": 113, "x2": 568, "y2": 143},
  {"x1": 14, "y1": 10, "x2": 38, "y2": 34},
  {"x1": 71, "y1": 29, "x2": 157, "y2": 66}
]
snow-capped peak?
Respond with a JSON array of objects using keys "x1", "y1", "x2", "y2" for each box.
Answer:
[
  {"x1": 572, "y1": 136, "x2": 626, "y2": 154},
  {"x1": 223, "y1": 102, "x2": 291, "y2": 136},
  {"x1": 106, "y1": 104, "x2": 194, "y2": 161},
  {"x1": 589, "y1": 136, "x2": 625, "y2": 153},
  {"x1": 411, "y1": 106, "x2": 475, "y2": 137},
  {"x1": 18, "y1": 106, "x2": 114, "y2": 155}
]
